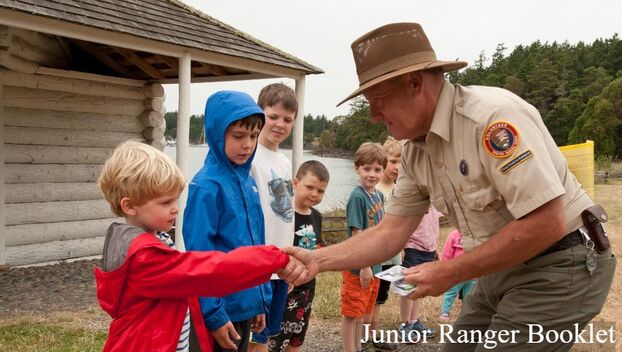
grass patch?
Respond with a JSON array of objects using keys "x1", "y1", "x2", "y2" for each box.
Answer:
[{"x1": 0, "y1": 321, "x2": 106, "y2": 352}]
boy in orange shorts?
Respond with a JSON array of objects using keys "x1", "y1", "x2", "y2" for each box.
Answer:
[{"x1": 341, "y1": 142, "x2": 387, "y2": 352}]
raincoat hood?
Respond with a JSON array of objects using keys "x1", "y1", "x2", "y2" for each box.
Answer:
[
  {"x1": 204, "y1": 90, "x2": 264, "y2": 175},
  {"x1": 96, "y1": 222, "x2": 145, "y2": 317}
]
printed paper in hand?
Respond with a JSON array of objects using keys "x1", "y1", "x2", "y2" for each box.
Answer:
[
  {"x1": 391, "y1": 279, "x2": 416, "y2": 296},
  {"x1": 375, "y1": 265, "x2": 407, "y2": 282},
  {"x1": 375, "y1": 265, "x2": 416, "y2": 296}
]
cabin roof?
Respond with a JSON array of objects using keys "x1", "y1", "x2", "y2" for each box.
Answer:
[{"x1": 0, "y1": 0, "x2": 322, "y2": 80}]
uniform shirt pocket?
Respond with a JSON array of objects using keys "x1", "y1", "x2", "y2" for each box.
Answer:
[
  {"x1": 459, "y1": 185, "x2": 499, "y2": 211},
  {"x1": 459, "y1": 185, "x2": 512, "y2": 241}
]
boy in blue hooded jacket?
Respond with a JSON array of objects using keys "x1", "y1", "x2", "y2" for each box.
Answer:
[{"x1": 184, "y1": 91, "x2": 273, "y2": 352}]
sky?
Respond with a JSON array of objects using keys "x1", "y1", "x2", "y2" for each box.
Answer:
[{"x1": 163, "y1": 0, "x2": 622, "y2": 119}]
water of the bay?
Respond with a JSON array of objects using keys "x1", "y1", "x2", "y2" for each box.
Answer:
[{"x1": 164, "y1": 146, "x2": 358, "y2": 212}]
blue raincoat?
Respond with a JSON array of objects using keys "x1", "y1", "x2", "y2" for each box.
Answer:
[{"x1": 183, "y1": 91, "x2": 271, "y2": 331}]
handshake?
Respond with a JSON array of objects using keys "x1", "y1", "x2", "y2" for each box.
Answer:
[{"x1": 276, "y1": 247, "x2": 319, "y2": 286}]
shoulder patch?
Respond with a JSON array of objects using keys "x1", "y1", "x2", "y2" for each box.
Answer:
[
  {"x1": 483, "y1": 121, "x2": 519, "y2": 158},
  {"x1": 499, "y1": 150, "x2": 533, "y2": 174}
]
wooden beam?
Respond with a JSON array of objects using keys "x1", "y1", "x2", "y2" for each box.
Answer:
[
  {"x1": 5, "y1": 164, "x2": 104, "y2": 183},
  {"x1": 10, "y1": 27, "x2": 67, "y2": 59},
  {"x1": 158, "y1": 55, "x2": 179, "y2": 71},
  {"x1": 156, "y1": 72, "x2": 276, "y2": 84},
  {"x1": 0, "y1": 48, "x2": 38, "y2": 73},
  {"x1": 0, "y1": 25, "x2": 12, "y2": 48},
  {"x1": 198, "y1": 62, "x2": 228, "y2": 75},
  {"x1": 115, "y1": 48, "x2": 166, "y2": 80},
  {"x1": 73, "y1": 40, "x2": 137, "y2": 78},
  {"x1": 4, "y1": 86, "x2": 147, "y2": 115},
  {"x1": 36, "y1": 66, "x2": 145, "y2": 87},
  {"x1": 139, "y1": 110, "x2": 164, "y2": 128},
  {"x1": 143, "y1": 126, "x2": 165, "y2": 142},
  {"x1": 158, "y1": 68, "x2": 178, "y2": 76},
  {"x1": 6, "y1": 182, "x2": 103, "y2": 203},
  {"x1": 145, "y1": 97, "x2": 164, "y2": 112},
  {"x1": 143, "y1": 83, "x2": 165, "y2": 98},
  {"x1": 6, "y1": 236, "x2": 105, "y2": 266},
  {"x1": 6, "y1": 218, "x2": 122, "y2": 247},
  {"x1": 4, "y1": 107, "x2": 145, "y2": 133},
  {"x1": 3, "y1": 126, "x2": 143, "y2": 148},
  {"x1": 10, "y1": 35, "x2": 65, "y2": 68},
  {"x1": 1, "y1": 69, "x2": 147, "y2": 100},
  {"x1": 6, "y1": 199, "x2": 113, "y2": 225},
  {"x1": 191, "y1": 66, "x2": 217, "y2": 76},
  {"x1": 4, "y1": 144, "x2": 114, "y2": 164}
]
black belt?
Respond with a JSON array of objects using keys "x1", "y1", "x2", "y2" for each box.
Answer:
[{"x1": 533, "y1": 229, "x2": 584, "y2": 259}]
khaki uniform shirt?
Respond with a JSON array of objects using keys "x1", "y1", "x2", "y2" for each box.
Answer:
[{"x1": 386, "y1": 81, "x2": 593, "y2": 250}]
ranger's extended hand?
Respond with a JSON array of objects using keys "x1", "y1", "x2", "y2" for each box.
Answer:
[{"x1": 281, "y1": 246, "x2": 319, "y2": 286}]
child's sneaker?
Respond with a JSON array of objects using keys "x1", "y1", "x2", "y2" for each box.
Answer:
[
  {"x1": 410, "y1": 319, "x2": 436, "y2": 338},
  {"x1": 439, "y1": 312, "x2": 450, "y2": 322},
  {"x1": 398, "y1": 322, "x2": 412, "y2": 333},
  {"x1": 361, "y1": 340, "x2": 376, "y2": 352},
  {"x1": 373, "y1": 341, "x2": 398, "y2": 351}
]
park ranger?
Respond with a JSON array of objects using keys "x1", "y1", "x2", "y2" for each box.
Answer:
[{"x1": 287, "y1": 22, "x2": 616, "y2": 351}]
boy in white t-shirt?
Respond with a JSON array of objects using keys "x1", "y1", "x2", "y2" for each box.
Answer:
[{"x1": 249, "y1": 83, "x2": 298, "y2": 352}]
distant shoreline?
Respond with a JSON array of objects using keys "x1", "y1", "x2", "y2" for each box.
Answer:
[{"x1": 309, "y1": 148, "x2": 353, "y2": 159}]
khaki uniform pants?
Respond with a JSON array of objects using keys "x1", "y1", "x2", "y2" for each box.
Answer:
[{"x1": 442, "y1": 244, "x2": 616, "y2": 352}]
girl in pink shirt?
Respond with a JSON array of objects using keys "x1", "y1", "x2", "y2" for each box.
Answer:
[
  {"x1": 439, "y1": 229, "x2": 476, "y2": 321},
  {"x1": 399, "y1": 206, "x2": 441, "y2": 337}
]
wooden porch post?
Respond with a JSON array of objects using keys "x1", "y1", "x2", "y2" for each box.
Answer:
[
  {"x1": 293, "y1": 76, "x2": 306, "y2": 174},
  {"x1": 175, "y1": 52, "x2": 191, "y2": 251}
]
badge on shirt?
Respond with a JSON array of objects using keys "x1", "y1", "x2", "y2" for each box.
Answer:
[
  {"x1": 459, "y1": 159, "x2": 468, "y2": 175},
  {"x1": 499, "y1": 150, "x2": 533, "y2": 174},
  {"x1": 483, "y1": 121, "x2": 519, "y2": 158}
]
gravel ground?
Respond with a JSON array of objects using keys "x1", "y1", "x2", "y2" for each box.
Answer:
[
  {"x1": 0, "y1": 259, "x2": 441, "y2": 351},
  {"x1": 0, "y1": 259, "x2": 99, "y2": 319}
]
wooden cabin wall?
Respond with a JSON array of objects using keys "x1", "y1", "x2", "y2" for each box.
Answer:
[
  {"x1": 0, "y1": 82, "x2": 5, "y2": 267},
  {"x1": 1, "y1": 26, "x2": 166, "y2": 266}
]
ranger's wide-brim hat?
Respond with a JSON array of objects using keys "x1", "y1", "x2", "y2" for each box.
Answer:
[{"x1": 337, "y1": 22, "x2": 468, "y2": 106}]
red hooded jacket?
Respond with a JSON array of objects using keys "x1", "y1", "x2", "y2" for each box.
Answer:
[{"x1": 95, "y1": 232, "x2": 289, "y2": 352}]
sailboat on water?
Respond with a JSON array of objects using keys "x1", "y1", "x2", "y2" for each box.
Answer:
[{"x1": 197, "y1": 124, "x2": 208, "y2": 147}]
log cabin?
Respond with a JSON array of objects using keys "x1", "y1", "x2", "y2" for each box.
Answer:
[{"x1": 0, "y1": 0, "x2": 322, "y2": 267}]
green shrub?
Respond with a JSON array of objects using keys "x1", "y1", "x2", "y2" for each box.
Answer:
[{"x1": 596, "y1": 154, "x2": 614, "y2": 171}]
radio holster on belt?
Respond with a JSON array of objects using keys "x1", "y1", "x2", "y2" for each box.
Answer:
[{"x1": 581, "y1": 204, "x2": 610, "y2": 253}]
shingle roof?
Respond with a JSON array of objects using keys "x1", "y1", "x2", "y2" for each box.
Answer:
[{"x1": 0, "y1": 0, "x2": 323, "y2": 75}]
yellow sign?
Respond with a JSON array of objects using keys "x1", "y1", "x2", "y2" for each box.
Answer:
[{"x1": 559, "y1": 141, "x2": 594, "y2": 198}]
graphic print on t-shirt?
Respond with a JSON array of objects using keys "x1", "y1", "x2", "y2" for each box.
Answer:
[
  {"x1": 295, "y1": 224, "x2": 317, "y2": 250},
  {"x1": 268, "y1": 169, "x2": 294, "y2": 222}
]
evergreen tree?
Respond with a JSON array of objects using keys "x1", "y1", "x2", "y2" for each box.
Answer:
[{"x1": 569, "y1": 77, "x2": 622, "y2": 156}]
